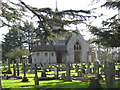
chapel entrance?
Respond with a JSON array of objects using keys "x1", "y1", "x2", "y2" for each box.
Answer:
[{"x1": 74, "y1": 42, "x2": 81, "y2": 63}]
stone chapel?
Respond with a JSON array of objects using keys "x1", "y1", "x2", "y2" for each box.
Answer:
[
  {"x1": 31, "y1": 31, "x2": 90, "y2": 64},
  {"x1": 31, "y1": 3, "x2": 90, "y2": 64}
]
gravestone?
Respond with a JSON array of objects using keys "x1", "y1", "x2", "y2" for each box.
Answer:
[
  {"x1": 115, "y1": 69, "x2": 120, "y2": 77},
  {"x1": 61, "y1": 73, "x2": 65, "y2": 80},
  {"x1": 75, "y1": 65, "x2": 79, "y2": 72},
  {"x1": 70, "y1": 63, "x2": 74, "y2": 70},
  {"x1": 64, "y1": 64, "x2": 72, "y2": 82},
  {"x1": 93, "y1": 61, "x2": 99, "y2": 75},
  {"x1": 47, "y1": 66, "x2": 52, "y2": 72},
  {"x1": 61, "y1": 66, "x2": 66, "y2": 71},
  {"x1": 21, "y1": 77, "x2": 28, "y2": 82},
  {"x1": 87, "y1": 61, "x2": 91, "y2": 68},
  {"x1": 96, "y1": 74, "x2": 103, "y2": 81},
  {"x1": 100, "y1": 67, "x2": 104, "y2": 75},
  {"x1": 104, "y1": 62, "x2": 115, "y2": 88},
  {"x1": 86, "y1": 68, "x2": 92, "y2": 74},
  {"x1": 82, "y1": 64, "x2": 86, "y2": 69},
  {"x1": 96, "y1": 62, "x2": 100, "y2": 75},
  {"x1": 89, "y1": 77, "x2": 101, "y2": 88},
  {"x1": 86, "y1": 62, "x2": 91, "y2": 74},
  {"x1": 92, "y1": 67, "x2": 96, "y2": 74},
  {"x1": 81, "y1": 68, "x2": 85, "y2": 74},
  {"x1": 78, "y1": 71, "x2": 83, "y2": 77},
  {"x1": 54, "y1": 67, "x2": 59, "y2": 78},
  {"x1": 41, "y1": 71, "x2": 46, "y2": 77}
]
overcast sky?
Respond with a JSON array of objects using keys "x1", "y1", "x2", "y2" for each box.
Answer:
[{"x1": 0, "y1": 0, "x2": 118, "y2": 41}]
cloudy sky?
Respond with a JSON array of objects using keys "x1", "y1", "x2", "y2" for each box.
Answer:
[{"x1": 0, "y1": 0, "x2": 118, "y2": 41}]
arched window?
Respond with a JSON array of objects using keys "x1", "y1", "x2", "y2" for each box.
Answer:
[
  {"x1": 74, "y1": 42, "x2": 81, "y2": 50},
  {"x1": 38, "y1": 42, "x2": 41, "y2": 45},
  {"x1": 46, "y1": 42, "x2": 50, "y2": 45}
]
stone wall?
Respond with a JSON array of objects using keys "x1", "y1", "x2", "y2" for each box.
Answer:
[
  {"x1": 32, "y1": 51, "x2": 56, "y2": 64},
  {"x1": 67, "y1": 34, "x2": 89, "y2": 63}
]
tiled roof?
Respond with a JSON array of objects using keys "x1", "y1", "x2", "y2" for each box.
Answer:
[{"x1": 31, "y1": 45, "x2": 67, "y2": 52}]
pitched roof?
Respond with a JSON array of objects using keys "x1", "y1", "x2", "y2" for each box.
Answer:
[
  {"x1": 31, "y1": 31, "x2": 80, "y2": 52},
  {"x1": 31, "y1": 44, "x2": 67, "y2": 52}
]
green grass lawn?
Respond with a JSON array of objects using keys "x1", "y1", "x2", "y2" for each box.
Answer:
[
  {"x1": 2, "y1": 78, "x2": 120, "y2": 89},
  {"x1": 2, "y1": 73, "x2": 120, "y2": 89},
  {"x1": 1, "y1": 63, "x2": 120, "y2": 89},
  {"x1": 2, "y1": 79, "x2": 90, "y2": 88}
]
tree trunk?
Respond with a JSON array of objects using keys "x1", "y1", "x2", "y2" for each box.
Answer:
[{"x1": 21, "y1": 59, "x2": 29, "y2": 82}]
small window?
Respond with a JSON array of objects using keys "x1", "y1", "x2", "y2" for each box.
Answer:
[
  {"x1": 38, "y1": 42, "x2": 41, "y2": 45},
  {"x1": 44, "y1": 52, "x2": 48, "y2": 56},
  {"x1": 37, "y1": 52, "x2": 39, "y2": 56},
  {"x1": 51, "y1": 52, "x2": 54, "y2": 56},
  {"x1": 46, "y1": 42, "x2": 50, "y2": 45}
]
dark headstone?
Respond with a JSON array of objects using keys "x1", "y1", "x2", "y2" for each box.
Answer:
[
  {"x1": 6, "y1": 70, "x2": 12, "y2": 74},
  {"x1": 61, "y1": 73, "x2": 65, "y2": 80},
  {"x1": 75, "y1": 65, "x2": 79, "y2": 72},
  {"x1": 89, "y1": 77, "x2": 101, "y2": 88},
  {"x1": 115, "y1": 70, "x2": 120, "y2": 77},
  {"x1": 21, "y1": 77, "x2": 29, "y2": 82},
  {"x1": 34, "y1": 76, "x2": 39, "y2": 85},
  {"x1": 96, "y1": 74, "x2": 103, "y2": 81},
  {"x1": 82, "y1": 65, "x2": 86, "y2": 69},
  {"x1": 104, "y1": 62, "x2": 115, "y2": 88},
  {"x1": 78, "y1": 71, "x2": 83, "y2": 77},
  {"x1": 64, "y1": 64, "x2": 72, "y2": 82},
  {"x1": 81, "y1": 68, "x2": 85, "y2": 74},
  {"x1": 41, "y1": 71, "x2": 46, "y2": 77},
  {"x1": 86, "y1": 68, "x2": 91, "y2": 74}
]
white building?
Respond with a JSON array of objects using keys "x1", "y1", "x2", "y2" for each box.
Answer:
[{"x1": 31, "y1": 31, "x2": 90, "y2": 64}]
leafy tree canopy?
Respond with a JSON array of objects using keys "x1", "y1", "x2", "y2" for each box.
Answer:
[
  {"x1": 18, "y1": 0, "x2": 93, "y2": 40},
  {"x1": 1, "y1": 0, "x2": 94, "y2": 41},
  {"x1": 1, "y1": 0, "x2": 27, "y2": 29},
  {"x1": 87, "y1": 1, "x2": 120, "y2": 47}
]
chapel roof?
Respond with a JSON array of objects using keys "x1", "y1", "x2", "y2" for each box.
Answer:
[
  {"x1": 31, "y1": 45, "x2": 67, "y2": 52},
  {"x1": 31, "y1": 30, "x2": 80, "y2": 52}
]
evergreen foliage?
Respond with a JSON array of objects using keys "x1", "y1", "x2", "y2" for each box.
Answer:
[{"x1": 87, "y1": 1, "x2": 120, "y2": 47}]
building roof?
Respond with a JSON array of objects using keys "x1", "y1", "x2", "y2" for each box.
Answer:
[
  {"x1": 31, "y1": 30, "x2": 81, "y2": 52},
  {"x1": 31, "y1": 45, "x2": 67, "y2": 52}
]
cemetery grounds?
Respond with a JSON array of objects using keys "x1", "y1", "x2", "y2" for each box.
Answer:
[{"x1": 1, "y1": 63, "x2": 120, "y2": 89}]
